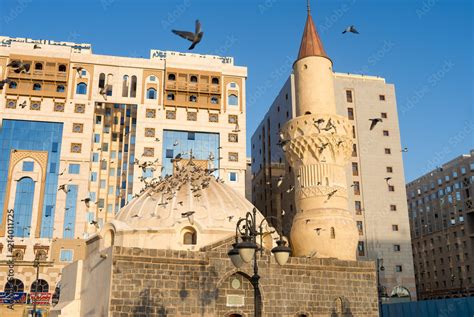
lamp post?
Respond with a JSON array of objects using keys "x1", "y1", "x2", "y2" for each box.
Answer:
[
  {"x1": 376, "y1": 258, "x2": 385, "y2": 317},
  {"x1": 32, "y1": 253, "x2": 40, "y2": 317},
  {"x1": 227, "y1": 208, "x2": 291, "y2": 317}
]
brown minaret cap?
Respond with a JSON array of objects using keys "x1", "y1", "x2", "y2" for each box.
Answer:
[{"x1": 297, "y1": 2, "x2": 330, "y2": 61}]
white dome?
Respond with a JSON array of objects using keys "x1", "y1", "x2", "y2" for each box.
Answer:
[{"x1": 102, "y1": 160, "x2": 274, "y2": 250}]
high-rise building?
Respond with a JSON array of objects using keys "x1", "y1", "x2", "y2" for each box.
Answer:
[
  {"x1": 0, "y1": 36, "x2": 247, "y2": 313},
  {"x1": 251, "y1": 57, "x2": 416, "y2": 300},
  {"x1": 406, "y1": 151, "x2": 474, "y2": 299}
]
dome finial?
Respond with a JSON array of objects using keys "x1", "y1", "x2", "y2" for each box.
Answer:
[{"x1": 307, "y1": 0, "x2": 311, "y2": 14}]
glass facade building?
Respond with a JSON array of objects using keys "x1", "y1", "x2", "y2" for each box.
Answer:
[
  {"x1": 0, "y1": 119, "x2": 63, "y2": 238},
  {"x1": 162, "y1": 130, "x2": 220, "y2": 176}
]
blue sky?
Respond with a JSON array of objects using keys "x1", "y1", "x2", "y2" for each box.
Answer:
[{"x1": 0, "y1": 0, "x2": 472, "y2": 182}]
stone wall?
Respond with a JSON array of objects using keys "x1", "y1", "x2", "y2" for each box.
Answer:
[{"x1": 109, "y1": 238, "x2": 378, "y2": 317}]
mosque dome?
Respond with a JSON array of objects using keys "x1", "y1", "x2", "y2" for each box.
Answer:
[{"x1": 101, "y1": 159, "x2": 274, "y2": 250}]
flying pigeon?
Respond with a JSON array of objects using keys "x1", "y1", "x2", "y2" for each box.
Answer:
[
  {"x1": 0, "y1": 78, "x2": 12, "y2": 90},
  {"x1": 172, "y1": 20, "x2": 204, "y2": 50},
  {"x1": 369, "y1": 118, "x2": 383, "y2": 130},
  {"x1": 342, "y1": 25, "x2": 359, "y2": 34}
]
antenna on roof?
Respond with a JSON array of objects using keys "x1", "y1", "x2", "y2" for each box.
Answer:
[{"x1": 307, "y1": 0, "x2": 311, "y2": 14}]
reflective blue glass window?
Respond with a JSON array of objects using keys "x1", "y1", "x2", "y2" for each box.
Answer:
[
  {"x1": 188, "y1": 132, "x2": 195, "y2": 140},
  {"x1": 68, "y1": 164, "x2": 80, "y2": 174},
  {"x1": 13, "y1": 177, "x2": 35, "y2": 237},
  {"x1": 143, "y1": 168, "x2": 153, "y2": 178},
  {"x1": 60, "y1": 250, "x2": 73, "y2": 262},
  {"x1": 146, "y1": 88, "x2": 157, "y2": 100},
  {"x1": 166, "y1": 149, "x2": 174, "y2": 158},
  {"x1": 100, "y1": 180, "x2": 106, "y2": 189},
  {"x1": 52, "y1": 142, "x2": 58, "y2": 153},
  {"x1": 49, "y1": 162, "x2": 56, "y2": 173},
  {"x1": 229, "y1": 172, "x2": 237, "y2": 182},
  {"x1": 228, "y1": 94, "x2": 238, "y2": 106},
  {"x1": 76, "y1": 83, "x2": 87, "y2": 95},
  {"x1": 94, "y1": 134, "x2": 100, "y2": 143},
  {"x1": 45, "y1": 205, "x2": 53, "y2": 217},
  {"x1": 92, "y1": 153, "x2": 99, "y2": 162},
  {"x1": 63, "y1": 184, "x2": 78, "y2": 239},
  {"x1": 111, "y1": 151, "x2": 116, "y2": 159},
  {"x1": 89, "y1": 192, "x2": 96, "y2": 202},
  {"x1": 91, "y1": 172, "x2": 97, "y2": 182},
  {"x1": 22, "y1": 161, "x2": 34, "y2": 172}
]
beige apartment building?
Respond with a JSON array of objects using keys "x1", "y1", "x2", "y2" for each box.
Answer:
[
  {"x1": 407, "y1": 151, "x2": 474, "y2": 299},
  {"x1": 0, "y1": 36, "x2": 247, "y2": 315},
  {"x1": 251, "y1": 72, "x2": 416, "y2": 301}
]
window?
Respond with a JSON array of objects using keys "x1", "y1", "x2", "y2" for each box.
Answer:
[
  {"x1": 209, "y1": 113, "x2": 218, "y2": 122},
  {"x1": 143, "y1": 147, "x2": 154, "y2": 157},
  {"x1": 383, "y1": 130, "x2": 390, "y2": 136},
  {"x1": 388, "y1": 185, "x2": 395, "y2": 192},
  {"x1": 74, "y1": 104, "x2": 85, "y2": 113},
  {"x1": 385, "y1": 148, "x2": 391, "y2": 154},
  {"x1": 146, "y1": 109, "x2": 156, "y2": 118},
  {"x1": 211, "y1": 77, "x2": 219, "y2": 84},
  {"x1": 130, "y1": 75, "x2": 137, "y2": 97},
  {"x1": 9, "y1": 81, "x2": 17, "y2": 89},
  {"x1": 357, "y1": 221, "x2": 363, "y2": 235},
  {"x1": 355, "y1": 201, "x2": 362, "y2": 214},
  {"x1": 76, "y1": 83, "x2": 87, "y2": 95},
  {"x1": 229, "y1": 172, "x2": 238, "y2": 182},
  {"x1": 189, "y1": 95, "x2": 197, "y2": 102},
  {"x1": 31, "y1": 279, "x2": 49, "y2": 293},
  {"x1": 4, "y1": 278, "x2": 25, "y2": 293},
  {"x1": 357, "y1": 241, "x2": 365, "y2": 256},
  {"x1": 168, "y1": 73, "x2": 176, "y2": 81},
  {"x1": 330, "y1": 227, "x2": 336, "y2": 239},
  {"x1": 22, "y1": 161, "x2": 34, "y2": 172},
  {"x1": 346, "y1": 90, "x2": 353, "y2": 102},
  {"x1": 167, "y1": 93, "x2": 175, "y2": 100},
  {"x1": 228, "y1": 115, "x2": 238, "y2": 124},
  {"x1": 68, "y1": 164, "x2": 80, "y2": 174},
  {"x1": 72, "y1": 123, "x2": 83, "y2": 133},
  {"x1": 210, "y1": 96, "x2": 219, "y2": 104},
  {"x1": 166, "y1": 110, "x2": 176, "y2": 119},
  {"x1": 98, "y1": 73, "x2": 106, "y2": 88},
  {"x1": 395, "y1": 265, "x2": 403, "y2": 272},
  {"x1": 33, "y1": 83, "x2": 42, "y2": 91},
  {"x1": 60, "y1": 249, "x2": 73, "y2": 262},
  {"x1": 393, "y1": 245, "x2": 401, "y2": 251},
  {"x1": 94, "y1": 134, "x2": 100, "y2": 143},
  {"x1": 143, "y1": 168, "x2": 153, "y2": 178},
  {"x1": 352, "y1": 144, "x2": 357, "y2": 157},
  {"x1": 390, "y1": 204, "x2": 397, "y2": 211},
  {"x1": 145, "y1": 128, "x2": 155, "y2": 137},
  {"x1": 91, "y1": 172, "x2": 97, "y2": 182},
  {"x1": 379, "y1": 95, "x2": 386, "y2": 101},
  {"x1": 190, "y1": 75, "x2": 198, "y2": 83},
  {"x1": 149, "y1": 75, "x2": 156, "y2": 82},
  {"x1": 228, "y1": 133, "x2": 238, "y2": 143},
  {"x1": 352, "y1": 162, "x2": 359, "y2": 176},
  {"x1": 353, "y1": 181, "x2": 360, "y2": 195},
  {"x1": 146, "y1": 88, "x2": 157, "y2": 99},
  {"x1": 381, "y1": 112, "x2": 387, "y2": 118},
  {"x1": 58, "y1": 64, "x2": 67, "y2": 72},
  {"x1": 392, "y1": 224, "x2": 399, "y2": 231},
  {"x1": 122, "y1": 75, "x2": 129, "y2": 97},
  {"x1": 166, "y1": 149, "x2": 174, "y2": 158},
  {"x1": 229, "y1": 152, "x2": 239, "y2": 162},
  {"x1": 92, "y1": 153, "x2": 99, "y2": 162},
  {"x1": 35, "y1": 63, "x2": 43, "y2": 70},
  {"x1": 100, "y1": 180, "x2": 106, "y2": 189},
  {"x1": 56, "y1": 85, "x2": 65, "y2": 92},
  {"x1": 188, "y1": 132, "x2": 195, "y2": 140},
  {"x1": 51, "y1": 142, "x2": 59, "y2": 153},
  {"x1": 30, "y1": 102, "x2": 41, "y2": 110},
  {"x1": 187, "y1": 112, "x2": 197, "y2": 121},
  {"x1": 386, "y1": 166, "x2": 393, "y2": 173},
  {"x1": 230, "y1": 82, "x2": 237, "y2": 88},
  {"x1": 183, "y1": 227, "x2": 197, "y2": 245},
  {"x1": 228, "y1": 94, "x2": 238, "y2": 106},
  {"x1": 347, "y1": 108, "x2": 354, "y2": 120}
]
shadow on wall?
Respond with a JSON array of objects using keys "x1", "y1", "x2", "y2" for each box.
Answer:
[{"x1": 132, "y1": 288, "x2": 168, "y2": 316}]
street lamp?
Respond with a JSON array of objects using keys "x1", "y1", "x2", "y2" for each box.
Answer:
[{"x1": 228, "y1": 207, "x2": 291, "y2": 317}]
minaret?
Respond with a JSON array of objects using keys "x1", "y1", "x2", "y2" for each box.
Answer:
[{"x1": 281, "y1": 3, "x2": 358, "y2": 260}]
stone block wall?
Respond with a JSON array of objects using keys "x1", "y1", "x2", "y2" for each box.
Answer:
[{"x1": 109, "y1": 238, "x2": 378, "y2": 316}]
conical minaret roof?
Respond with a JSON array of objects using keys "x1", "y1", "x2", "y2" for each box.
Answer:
[{"x1": 297, "y1": 2, "x2": 329, "y2": 60}]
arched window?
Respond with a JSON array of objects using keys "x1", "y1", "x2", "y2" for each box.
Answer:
[
  {"x1": 4, "y1": 278, "x2": 24, "y2": 293},
  {"x1": 14, "y1": 177, "x2": 35, "y2": 237},
  {"x1": 33, "y1": 83, "x2": 42, "y2": 91},
  {"x1": 189, "y1": 95, "x2": 197, "y2": 102},
  {"x1": 35, "y1": 63, "x2": 43, "y2": 70},
  {"x1": 167, "y1": 93, "x2": 175, "y2": 101},
  {"x1": 58, "y1": 64, "x2": 67, "y2": 72},
  {"x1": 31, "y1": 279, "x2": 49, "y2": 293},
  {"x1": 147, "y1": 88, "x2": 157, "y2": 100},
  {"x1": 305, "y1": 111, "x2": 311, "y2": 115},
  {"x1": 56, "y1": 85, "x2": 65, "y2": 92},
  {"x1": 182, "y1": 227, "x2": 197, "y2": 245},
  {"x1": 122, "y1": 75, "x2": 129, "y2": 97},
  {"x1": 211, "y1": 77, "x2": 219, "y2": 85},
  {"x1": 228, "y1": 94, "x2": 238, "y2": 106},
  {"x1": 210, "y1": 97, "x2": 218, "y2": 104},
  {"x1": 9, "y1": 81, "x2": 17, "y2": 89},
  {"x1": 190, "y1": 75, "x2": 198, "y2": 83},
  {"x1": 98, "y1": 73, "x2": 106, "y2": 89},
  {"x1": 76, "y1": 83, "x2": 87, "y2": 95},
  {"x1": 168, "y1": 73, "x2": 176, "y2": 81},
  {"x1": 330, "y1": 227, "x2": 335, "y2": 239},
  {"x1": 130, "y1": 75, "x2": 137, "y2": 97}
]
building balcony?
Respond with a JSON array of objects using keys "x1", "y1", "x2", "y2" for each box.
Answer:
[{"x1": 7, "y1": 68, "x2": 69, "y2": 83}]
